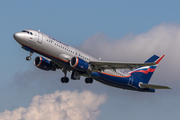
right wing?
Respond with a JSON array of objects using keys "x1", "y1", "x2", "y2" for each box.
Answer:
[{"x1": 89, "y1": 60, "x2": 156, "y2": 71}]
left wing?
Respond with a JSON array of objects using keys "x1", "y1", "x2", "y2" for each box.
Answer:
[{"x1": 89, "y1": 60, "x2": 156, "y2": 71}]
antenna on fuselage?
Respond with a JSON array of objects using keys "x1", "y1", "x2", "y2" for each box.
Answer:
[{"x1": 38, "y1": 29, "x2": 40, "y2": 32}]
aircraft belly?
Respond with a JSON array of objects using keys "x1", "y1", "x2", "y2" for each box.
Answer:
[
  {"x1": 94, "y1": 76, "x2": 135, "y2": 90},
  {"x1": 99, "y1": 72, "x2": 128, "y2": 84},
  {"x1": 94, "y1": 72, "x2": 130, "y2": 88}
]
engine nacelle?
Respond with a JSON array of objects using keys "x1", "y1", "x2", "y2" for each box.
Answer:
[
  {"x1": 34, "y1": 56, "x2": 56, "y2": 71},
  {"x1": 70, "y1": 57, "x2": 91, "y2": 71}
]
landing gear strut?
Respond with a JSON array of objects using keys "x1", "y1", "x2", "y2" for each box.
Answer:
[
  {"x1": 61, "y1": 68, "x2": 69, "y2": 83},
  {"x1": 26, "y1": 52, "x2": 33, "y2": 61},
  {"x1": 85, "y1": 71, "x2": 93, "y2": 84}
]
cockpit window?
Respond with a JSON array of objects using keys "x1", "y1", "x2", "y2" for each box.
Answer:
[{"x1": 21, "y1": 30, "x2": 33, "y2": 35}]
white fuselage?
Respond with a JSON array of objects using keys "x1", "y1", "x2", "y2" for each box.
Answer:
[{"x1": 14, "y1": 29, "x2": 126, "y2": 77}]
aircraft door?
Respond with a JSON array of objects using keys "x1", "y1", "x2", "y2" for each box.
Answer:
[
  {"x1": 38, "y1": 32, "x2": 43, "y2": 44},
  {"x1": 128, "y1": 76, "x2": 133, "y2": 86}
]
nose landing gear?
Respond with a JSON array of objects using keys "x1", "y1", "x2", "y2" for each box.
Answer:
[{"x1": 26, "y1": 52, "x2": 33, "y2": 61}]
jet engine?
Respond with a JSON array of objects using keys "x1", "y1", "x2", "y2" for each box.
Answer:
[
  {"x1": 34, "y1": 56, "x2": 56, "y2": 71},
  {"x1": 70, "y1": 57, "x2": 91, "y2": 71}
]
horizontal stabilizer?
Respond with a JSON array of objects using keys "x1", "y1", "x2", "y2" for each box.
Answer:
[{"x1": 140, "y1": 83, "x2": 171, "y2": 89}]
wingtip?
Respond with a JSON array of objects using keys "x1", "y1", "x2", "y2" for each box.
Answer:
[
  {"x1": 155, "y1": 55, "x2": 165, "y2": 64},
  {"x1": 166, "y1": 86, "x2": 171, "y2": 89}
]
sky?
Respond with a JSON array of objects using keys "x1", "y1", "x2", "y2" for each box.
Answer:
[{"x1": 1, "y1": 0, "x2": 180, "y2": 120}]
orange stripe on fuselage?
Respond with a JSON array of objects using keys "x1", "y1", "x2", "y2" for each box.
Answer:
[{"x1": 99, "y1": 71, "x2": 131, "y2": 78}]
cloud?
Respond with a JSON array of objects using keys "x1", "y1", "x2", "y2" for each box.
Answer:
[
  {"x1": 79, "y1": 23, "x2": 180, "y2": 60},
  {"x1": 79, "y1": 23, "x2": 180, "y2": 86},
  {"x1": 0, "y1": 90, "x2": 107, "y2": 120},
  {"x1": 76, "y1": 23, "x2": 180, "y2": 120}
]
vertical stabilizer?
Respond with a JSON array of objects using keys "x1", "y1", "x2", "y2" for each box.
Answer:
[{"x1": 130, "y1": 55, "x2": 164, "y2": 83}]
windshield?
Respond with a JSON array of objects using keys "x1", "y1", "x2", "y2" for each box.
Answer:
[{"x1": 21, "y1": 30, "x2": 33, "y2": 35}]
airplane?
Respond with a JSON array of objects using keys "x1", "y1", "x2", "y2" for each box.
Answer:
[{"x1": 13, "y1": 29, "x2": 171, "y2": 92}]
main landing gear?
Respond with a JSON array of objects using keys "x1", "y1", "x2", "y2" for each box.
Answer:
[
  {"x1": 61, "y1": 77, "x2": 69, "y2": 83},
  {"x1": 85, "y1": 77, "x2": 93, "y2": 84},
  {"x1": 60, "y1": 69, "x2": 93, "y2": 84},
  {"x1": 61, "y1": 68, "x2": 69, "y2": 83},
  {"x1": 85, "y1": 71, "x2": 93, "y2": 84},
  {"x1": 26, "y1": 52, "x2": 33, "y2": 61},
  {"x1": 61, "y1": 77, "x2": 93, "y2": 84}
]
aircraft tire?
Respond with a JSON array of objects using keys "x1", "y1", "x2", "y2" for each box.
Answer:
[
  {"x1": 85, "y1": 78, "x2": 89, "y2": 83},
  {"x1": 85, "y1": 78, "x2": 93, "y2": 84},
  {"x1": 61, "y1": 77, "x2": 69, "y2": 83},
  {"x1": 26, "y1": 56, "x2": 31, "y2": 61},
  {"x1": 89, "y1": 78, "x2": 93, "y2": 83}
]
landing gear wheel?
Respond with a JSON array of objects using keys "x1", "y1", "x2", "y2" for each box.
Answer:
[
  {"x1": 26, "y1": 51, "x2": 33, "y2": 61},
  {"x1": 61, "y1": 77, "x2": 69, "y2": 83},
  {"x1": 26, "y1": 56, "x2": 31, "y2": 61},
  {"x1": 85, "y1": 78, "x2": 93, "y2": 84},
  {"x1": 85, "y1": 78, "x2": 88, "y2": 83}
]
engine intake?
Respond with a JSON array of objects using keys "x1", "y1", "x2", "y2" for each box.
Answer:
[
  {"x1": 34, "y1": 56, "x2": 56, "y2": 71},
  {"x1": 70, "y1": 57, "x2": 91, "y2": 71}
]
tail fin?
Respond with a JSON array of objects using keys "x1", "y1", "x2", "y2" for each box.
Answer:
[{"x1": 130, "y1": 55, "x2": 164, "y2": 83}]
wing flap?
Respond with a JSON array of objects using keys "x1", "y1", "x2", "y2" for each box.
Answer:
[{"x1": 140, "y1": 84, "x2": 171, "y2": 89}]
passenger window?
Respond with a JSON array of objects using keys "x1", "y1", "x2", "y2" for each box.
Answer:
[
  {"x1": 27, "y1": 31, "x2": 29, "y2": 34},
  {"x1": 30, "y1": 32, "x2": 33, "y2": 35}
]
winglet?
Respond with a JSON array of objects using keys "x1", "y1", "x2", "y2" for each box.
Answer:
[{"x1": 155, "y1": 55, "x2": 165, "y2": 64}]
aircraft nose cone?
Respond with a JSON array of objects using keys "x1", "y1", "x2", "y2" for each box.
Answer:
[
  {"x1": 13, "y1": 32, "x2": 20, "y2": 40},
  {"x1": 13, "y1": 33, "x2": 16, "y2": 39},
  {"x1": 13, "y1": 32, "x2": 23, "y2": 42}
]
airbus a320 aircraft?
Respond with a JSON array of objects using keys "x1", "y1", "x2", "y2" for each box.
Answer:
[{"x1": 13, "y1": 29, "x2": 171, "y2": 92}]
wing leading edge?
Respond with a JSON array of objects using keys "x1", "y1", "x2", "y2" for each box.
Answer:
[{"x1": 89, "y1": 61, "x2": 156, "y2": 70}]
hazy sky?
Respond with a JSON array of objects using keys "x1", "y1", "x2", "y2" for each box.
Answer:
[{"x1": 1, "y1": 0, "x2": 180, "y2": 120}]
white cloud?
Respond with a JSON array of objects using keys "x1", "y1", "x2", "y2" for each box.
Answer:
[
  {"x1": 0, "y1": 90, "x2": 107, "y2": 120},
  {"x1": 80, "y1": 23, "x2": 180, "y2": 61},
  {"x1": 79, "y1": 23, "x2": 180, "y2": 85}
]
